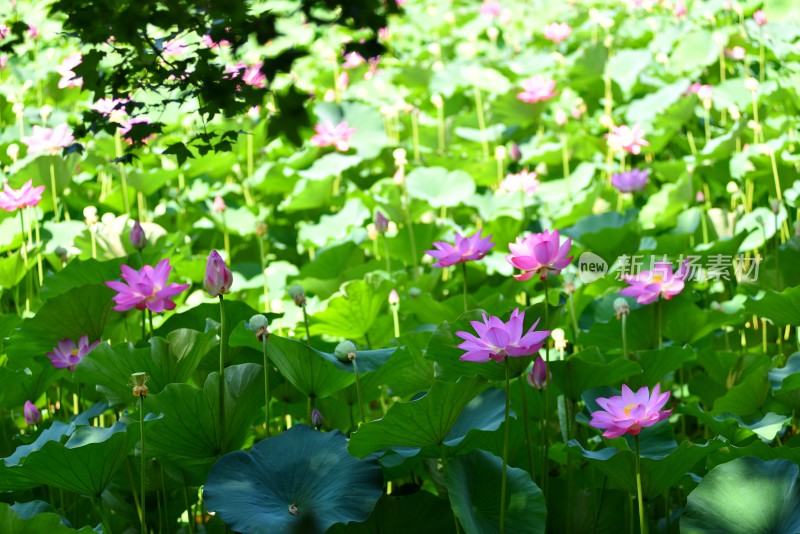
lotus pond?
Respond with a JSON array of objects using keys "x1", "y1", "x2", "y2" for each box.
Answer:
[{"x1": 2, "y1": 0, "x2": 800, "y2": 532}]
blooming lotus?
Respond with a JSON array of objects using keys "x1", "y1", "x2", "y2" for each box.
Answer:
[
  {"x1": 46, "y1": 335, "x2": 100, "y2": 371},
  {"x1": 310, "y1": 120, "x2": 356, "y2": 152},
  {"x1": 56, "y1": 53, "x2": 83, "y2": 89},
  {"x1": 93, "y1": 97, "x2": 128, "y2": 123},
  {"x1": 507, "y1": 229, "x2": 572, "y2": 281},
  {"x1": 589, "y1": 384, "x2": 672, "y2": 438},
  {"x1": 606, "y1": 124, "x2": 649, "y2": 155},
  {"x1": 105, "y1": 259, "x2": 190, "y2": 313},
  {"x1": 342, "y1": 51, "x2": 366, "y2": 69},
  {"x1": 620, "y1": 260, "x2": 688, "y2": 305},
  {"x1": 456, "y1": 308, "x2": 549, "y2": 363},
  {"x1": 543, "y1": 22, "x2": 572, "y2": 44},
  {"x1": 517, "y1": 75, "x2": 557, "y2": 104},
  {"x1": 611, "y1": 169, "x2": 649, "y2": 193},
  {"x1": 0, "y1": 179, "x2": 45, "y2": 212},
  {"x1": 501, "y1": 170, "x2": 539, "y2": 194},
  {"x1": 425, "y1": 229, "x2": 495, "y2": 268},
  {"x1": 241, "y1": 62, "x2": 266, "y2": 88},
  {"x1": 21, "y1": 124, "x2": 75, "y2": 156}
]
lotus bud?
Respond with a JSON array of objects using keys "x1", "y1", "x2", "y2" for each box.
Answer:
[
  {"x1": 255, "y1": 221, "x2": 268, "y2": 237},
  {"x1": 744, "y1": 77, "x2": 759, "y2": 93},
  {"x1": 288, "y1": 284, "x2": 307, "y2": 307},
  {"x1": 527, "y1": 356, "x2": 548, "y2": 389},
  {"x1": 24, "y1": 400, "x2": 41, "y2": 426},
  {"x1": 431, "y1": 94, "x2": 444, "y2": 109},
  {"x1": 509, "y1": 143, "x2": 521, "y2": 162},
  {"x1": 334, "y1": 340, "x2": 357, "y2": 362},
  {"x1": 131, "y1": 372, "x2": 149, "y2": 398},
  {"x1": 486, "y1": 26, "x2": 499, "y2": 42},
  {"x1": 212, "y1": 195, "x2": 226, "y2": 213},
  {"x1": 6, "y1": 143, "x2": 19, "y2": 161},
  {"x1": 83, "y1": 206, "x2": 99, "y2": 226},
  {"x1": 393, "y1": 148, "x2": 408, "y2": 166},
  {"x1": 771, "y1": 199, "x2": 782, "y2": 215},
  {"x1": 248, "y1": 314, "x2": 270, "y2": 342},
  {"x1": 388, "y1": 289, "x2": 400, "y2": 306},
  {"x1": 375, "y1": 211, "x2": 389, "y2": 234},
  {"x1": 726, "y1": 181, "x2": 739, "y2": 195},
  {"x1": 614, "y1": 297, "x2": 630, "y2": 319},
  {"x1": 311, "y1": 408, "x2": 324, "y2": 429},
  {"x1": 130, "y1": 220, "x2": 147, "y2": 249},
  {"x1": 551, "y1": 328, "x2": 567, "y2": 352},
  {"x1": 40, "y1": 104, "x2": 53, "y2": 123},
  {"x1": 728, "y1": 105, "x2": 741, "y2": 120},
  {"x1": 204, "y1": 250, "x2": 233, "y2": 298}
]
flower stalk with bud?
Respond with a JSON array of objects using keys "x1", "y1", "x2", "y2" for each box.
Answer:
[
  {"x1": 205, "y1": 250, "x2": 232, "y2": 448},
  {"x1": 336, "y1": 340, "x2": 365, "y2": 425},
  {"x1": 248, "y1": 315, "x2": 271, "y2": 435}
]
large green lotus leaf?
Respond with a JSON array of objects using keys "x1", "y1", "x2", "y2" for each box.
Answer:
[
  {"x1": 203, "y1": 424, "x2": 383, "y2": 534},
  {"x1": 327, "y1": 491, "x2": 456, "y2": 534},
  {"x1": 609, "y1": 49, "x2": 652, "y2": 95},
  {"x1": 143, "y1": 363, "x2": 264, "y2": 483},
  {"x1": 314, "y1": 101, "x2": 388, "y2": 160},
  {"x1": 39, "y1": 258, "x2": 125, "y2": 300},
  {"x1": 75, "y1": 329, "x2": 217, "y2": 405},
  {"x1": 745, "y1": 286, "x2": 800, "y2": 326},
  {"x1": 444, "y1": 387, "x2": 511, "y2": 447},
  {"x1": 563, "y1": 210, "x2": 640, "y2": 265},
  {"x1": 5, "y1": 283, "x2": 114, "y2": 367},
  {"x1": 310, "y1": 277, "x2": 391, "y2": 341},
  {"x1": 297, "y1": 198, "x2": 369, "y2": 248},
  {"x1": 681, "y1": 457, "x2": 800, "y2": 533},
  {"x1": 279, "y1": 175, "x2": 334, "y2": 212},
  {"x1": 0, "y1": 502, "x2": 94, "y2": 533},
  {"x1": 566, "y1": 439, "x2": 724, "y2": 499},
  {"x1": 549, "y1": 348, "x2": 642, "y2": 402},
  {"x1": 0, "y1": 250, "x2": 26, "y2": 290},
  {"x1": 711, "y1": 363, "x2": 769, "y2": 417},
  {"x1": 348, "y1": 377, "x2": 487, "y2": 458},
  {"x1": 670, "y1": 30, "x2": 719, "y2": 73},
  {"x1": 13, "y1": 423, "x2": 130, "y2": 496},
  {"x1": 0, "y1": 366, "x2": 37, "y2": 411},
  {"x1": 445, "y1": 450, "x2": 546, "y2": 534},
  {"x1": 405, "y1": 167, "x2": 476, "y2": 208},
  {"x1": 628, "y1": 346, "x2": 696, "y2": 389},
  {"x1": 426, "y1": 310, "x2": 539, "y2": 382},
  {"x1": 363, "y1": 333, "x2": 434, "y2": 399},
  {"x1": 639, "y1": 173, "x2": 693, "y2": 230},
  {"x1": 660, "y1": 297, "x2": 735, "y2": 345},
  {"x1": 770, "y1": 353, "x2": 800, "y2": 408}
]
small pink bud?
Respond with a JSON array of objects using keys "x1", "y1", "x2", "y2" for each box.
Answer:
[
  {"x1": 753, "y1": 9, "x2": 767, "y2": 26},
  {"x1": 213, "y1": 195, "x2": 226, "y2": 214},
  {"x1": 555, "y1": 109, "x2": 568, "y2": 126},
  {"x1": 311, "y1": 408, "x2": 324, "y2": 429},
  {"x1": 509, "y1": 143, "x2": 522, "y2": 162},
  {"x1": 130, "y1": 220, "x2": 146, "y2": 250},
  {"x1": 204, "y1": 250, "x2": 233, "y2": 297},
  {"x1": 24, "y1": 400, "x2": 41, "y2": 426},
  {"x1": 527, "y1": 356, "x2": 548, "y2": 390},
  {"x1": 375, "y1": 211, "x2": 389, "y2": 233},
  {"x1": 389, "y1": 289, "x2": 400, "y2": 305}
]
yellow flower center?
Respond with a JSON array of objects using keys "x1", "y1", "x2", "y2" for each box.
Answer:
[
  {"x1": 651, "y1": 274, "x2": 663, "y2": 284},
  {"x1": 623, "y1": 403, "x2": 637, "y2": 417},
  {"x1": 70, "y1": 348, "x2": 80, "y2": 357}
]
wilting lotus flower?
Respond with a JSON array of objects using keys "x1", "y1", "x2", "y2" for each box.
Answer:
[
  {"x1": 620, "y1": 260, "x2": 688, "y2": 305},
  {"x1": 606, "y1": 124, "x2": 649, "y2": 155},
  {"x1": 589, "y1": 384, "x2": 672, "y2": 438},
  {"x1": 46, "y1": 335, "x2": 100, "y2": 371},
  {"x1": 425, "y1": 229, "x2": 495, "y2": 268},
  {"x1": 21, "y1": 124, "x2": 74, "y2": 156},
  {"x1": 517, "y1": 75, "x2": 557, "y2": 104},
  {"x1": 24, "y1": 401, "x2": 41, "y2": 426},
  {"x1": 310, "y1": 120, "x2": 356, "y2": 152},
  {"x1": 543, "y1": 22, "x2": 572, "y2": 43},
  {"x1": 501, "y1": 170, "x2": 539, "y2": 194},
  {"x1": 204, "y1": 250, "x2": 233, "y2": 297},
  {"x1": 611, "y1": 169, "x2": 649, "y2": 193},
  {"x1": 0, "y1": 179, "x2": 45, "y2": 212},
  {"x1": 456, "y1": 308, "x2": 549, "y2": 363},
  {"x1": 56, "y1": 53, "x2": 83, "y2": 89},
  {"x1": 753, "y1": 9, "x2": 767, "y2": 26},
  {"x1": 507, "y1": 229, "x2": 573, "y2": 281},
  {"x1": 105, "y1": 259, "x2": 190, "y2": 313}
]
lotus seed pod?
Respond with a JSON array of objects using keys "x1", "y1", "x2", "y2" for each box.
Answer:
[
  {"x1": 288, "y1": 284, "x2": 307, "y2": 307},
  {"x1": 248, "y1": 314, "x2": 270, "y2": 341},
  {"x1": 334, "y1": 340, "x2": 357, "y2": 362},
  {"x1": 614, "y1": 297, "x2": 630, "y2": 319}
]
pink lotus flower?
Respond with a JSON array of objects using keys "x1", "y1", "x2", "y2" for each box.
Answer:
[
  {"x1": 204, "y1": 250, "x2": 233, "y2": 298},
  {"x1": 753, "y1": 10, "x2": 767, "y2": 26},
  {"x1": 543, "y1": 22, "x2": 572, "y2": 44},
  {"x1": 479, "y1": 0, "x2": 502, "y2": 18},
  {"x1": 606, "y1": 124, "x2": 649, "y2": 155},
  {"x1": 343, "y1": 51, "x2": 366, "y2": 69},
  {"x1": 456, "y1": 308, "x2": 549, "y2": 363},
  {"x1": 388, "y1": 289, "x2": 400, "y2": 305},
  {"x1": 56, "y1": 53, "x2": 83, "y2": 89},
  {"x1": 673, "y1": 0, "x2": 687, "y2": 18},
  {"x1": 619, "y1": 260, "x2": 688, "y2": 305},
  {"x1": 726, "y1": 46, "x2": 746, "y2": 60},
  {"x1": 310, "y1": 120, "x2": 356, "y2": 152},
  {"x1": 555, "y1": 109, "x2": 568, "y2": 126},
  {"x1": 105, "y1": 259, "x2": 190, "y2": 313},
  {"x1": 589, "y1": 384, "x2": 672, "y2": 438},
  {"x1": 46, "y1": 335, "x2": 101, "y2": 371},
  {"x1": 162, "y1": 39, "x2": 188, "y2": 57},
  {"x1": 687, "y1": 83, "x2": 712, "y2": 101},
  {"x1": 24, "y1": 400, "x2": 41, "y2": 426},
  {"x1": 501, "y1": 170, "x2": 539, "y2": 194},
  {"x1": 611, "y1": 169, "x2": 649, "y2": 193},
  {"x1": 425, "y1": 229, "x2": 495, "y2": 268},
  {"x1": 0, "y1": 55, "x2": 8, "y2": 71},
  {"x1": 516, "y1": 75, "x2": 557, "y2": 104},
  {"x1": 242, "y1": 62, "x2": 266, "y2": 88},
  {"x1": 213, "y1": 195, "x2": 226, "y2": 213},
  {"x1": 120, "y1": 117, "x2": 155, "y2": 144},
  {"x1": 507, "y1": 229, "x2": 572, "y2": 281},
  {"x1": 0, "y1": 179, "x2": 45, "y2": 212},
  {"x1": 202, "y1": 34, "x2": 231, "y2": 48},
  {"x1": 0, "y1": 24, "x2": 9, "y2": 41},
  {"x1": 27, "y1": 25, "x2": 39, "y2": 39},
  {"x1": 93, "y1": 97, "x2": 128, "y2": 121},
  {"x1": 21, "y1": 124, "x2": 75, "y2": 156}
]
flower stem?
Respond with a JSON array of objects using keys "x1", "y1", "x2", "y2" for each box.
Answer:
[
  {"x1": 96, "y1": 495, "x2": 113, "y2": 534},
  {"x1": 354, "y1": 359, "x2": 365, "y2": 425},
  {"x1": 383, "y1": 235, "x2": 392, "y2": 274},
  {"x1": 473, "y1": 86, "x2": 489, "y2": 160},
  {"x1": 221, "y1": 212, "x2": 231, "y2": 264},
  {"x1": 542, "y1": 276, "x2": 551, "y2": 503},
  {"x1": 411, "y1": 110, "x2": 421, "y2": 163},
  {"x1": 49, "y1": 159, "x2": 59, "y2": 222},
  {"x1": 759, "y1": 28, "x2": 765, "y2": 84},
  {"x1": 461, "y1": 262, "x2": 469, "y2": 313},
  {"x1": 634, "y1": 435, "x2": 648, "y2": 534},
  {"x1": 262, "y1": 335, "x2": 271, "y2": 436},
  {"x1": 257, "y1": 236, "x2": 270, "y2": 312},
  {"x1": 114, "y1": 132, "x2": 131, "y2": 217},
  {"x1": 302, "y1": 306, "x2": 312, "y2": 344},
  {"x1": 218, "y1": 295, "x2": 226, "y2": 450},
  {"x1": 391, "y1": 305, "x2": 400, "y2": 339},
  {"x1": 561, "y1": 134, "x2": 571, "y2": 202},
  {"x1": 500, "y1": 357, "x2": 510, "y2": 534},
  {"x1": 139, "y1": 395, "x2": 146, "y2": 534},
  {"x1": 147, "y1": 310, "x2": 154, "y2": 338},
  {"x1": 622, "y1": 312, "x2": 629, "y2": 359},
  {"x1": 18, "y1": 211, "x2": 30, "y2": 315},
  {"x1": 519, "y1": 375, "x2": 535, "y2": 479},
  {"x1": 656, "y1": 299, "x2": 663, "y2": 350},
  {"x1": 32, "y1": 213, "x2": 43, "y2": 285}
]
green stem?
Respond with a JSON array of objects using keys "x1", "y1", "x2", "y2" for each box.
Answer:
[
  {"x1": 383, "y1": 235, "x2": 392, "y2": 274},
  {"x1": 354, "y1": 359, "x2": 365, "y2": 425},
  {"x1": 96, "y1": 495, "x2": 113, "y2": 534},
  {"x1": 49, "y1": 160, "x2": 59, "y2": 222},
  {"x1": 139, "y1": 396, "x2": 146, "y2": 534},
  {"x1": 759, "y1": 29, "x2": 765, "y2": 84},
  {"x1": 561, "y1": 134, "x2": 571, "y2": 201},
  {"x1": 542, "y1": 277, "x2": 551, "y2": 502},
  {"x1": 622, "y1": 312, "x2": 629, "y2": 359},
  {"x1": 262, "y1": 335, "x2": 271, "y2": 436},
  {"x1": 141, "y1": 310, "x2": 147, "y2": 343},
  {"x1": 461, "y1": 262, "x2": 468, "y2": 313},
  {"x1": 519, "y1": 374, "x2": 535, "y2": 479},
  {"x1": 634, "y1": 435, "x2": 648, "y2": 534},
  {"x1": 18, "y1": 211, "x2": 30, "y2": 315},
  {"x1": 219, "y1": 296, "x2": 227, "y2": 450},
  {"x1": 656, "y1": 299, "x2": 663, "y2": 350},
  {"x1": 500, "y1": 357, "x2": 510, "y2": 534},
  {"x1": 411, "y1": 111, "x2": 421, "y2": 163},
  {"x1": 391, "y1": 306, "x2": 400, "y2": 339},
  {"x1": 115, "y1": 132, "x2": 131, "y2": 217},
  {"x1": 182, "y1": 482, "x2": 195, "y2": 534},
  {"x1": 302, "y1": 306, "x2": 311, "y2": 344},
  {"x1": 147, "y1": 310, "x2": 154, "y2": 338},
  {"x1": 257, "y1": 236, "x2": 270, "y2": 312},
  {"x1": 474, "y1": 86, "x2": 489, "y2": 159}
]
